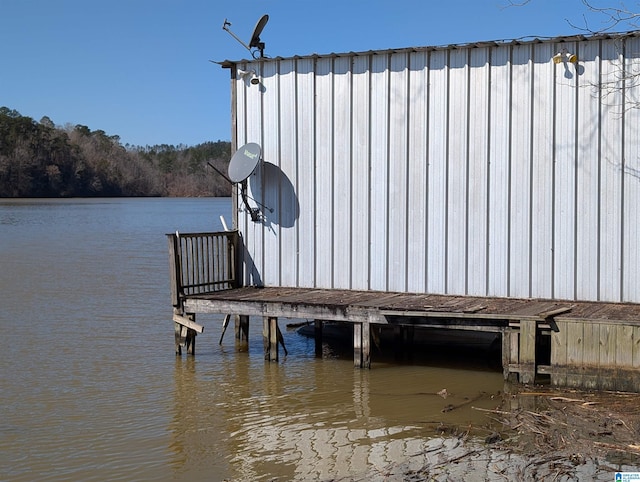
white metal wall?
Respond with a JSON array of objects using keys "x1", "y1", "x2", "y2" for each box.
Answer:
[{"x1": 232, "y1": 34, "x2": 640, "y2": 303}]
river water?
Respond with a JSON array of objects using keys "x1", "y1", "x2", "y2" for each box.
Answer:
[{"x1": 0, "y1": 198, "x2": 505, "y2": 481}]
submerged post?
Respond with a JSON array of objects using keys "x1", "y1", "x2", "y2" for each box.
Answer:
[
  {"x1": 263, "y1": 316, "x2": 279, "y2": 362},
  {"x1": 519, "y1": 319, "x2": 536, "y2": 384},
  {"x1": 354, "y1": 321, "x2": 371, "y2": 368},
  {"x1": 174, "y1": 310, "x2": 200, "y2": 355},
  {"x1": 235, "y1": 315, "x2": 250, "y2": 351}
]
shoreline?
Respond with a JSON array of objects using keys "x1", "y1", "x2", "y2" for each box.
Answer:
[{"x1": 346, "y1": 386, "x2": 640, "y2": 481}]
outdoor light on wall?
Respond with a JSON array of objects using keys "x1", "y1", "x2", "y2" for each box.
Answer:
[
  {"x1": 238, "y1": 69, "x2": 260, "y2": 84},
  {"x1": 553, "y1": 48, "x2": 578, "y2": 64}
]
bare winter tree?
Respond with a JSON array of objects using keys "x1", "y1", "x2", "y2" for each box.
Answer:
[
  {"x1": 506, "y1": 0, "x2": 640, "y2": 112},
  {"x1": 505, "y1": 0, "x2": 638, "y2": 32}
]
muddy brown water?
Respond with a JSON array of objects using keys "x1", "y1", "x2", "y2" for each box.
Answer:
[{"x1": 0, "y1": 198, "x2": 549, "y2": 481}]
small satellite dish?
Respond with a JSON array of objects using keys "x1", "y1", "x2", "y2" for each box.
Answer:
[
  {"x1": 249, "y1": 14, "x2": 269, "y2": 54},
  {"x1": 222, "y1": 14, "x2": 269, "y2": 59},
  {"x1": 228, "y1": 142, "x2": 262, "y2": 183}
]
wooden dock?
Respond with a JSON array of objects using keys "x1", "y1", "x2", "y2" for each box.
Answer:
[{"x1": 168, "y1": 231, "x2": 640, "y2": 392}]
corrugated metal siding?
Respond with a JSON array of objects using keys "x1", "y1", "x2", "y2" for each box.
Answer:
[{"x1": 232, "y1": 34, "x2": 640, "y2": 303}]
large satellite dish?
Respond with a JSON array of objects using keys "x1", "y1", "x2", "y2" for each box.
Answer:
[
  {"x1": 228, "y1": 142, "x2": 261, "y2": 183},
  {"x1": 206, "y1": 142, "x2": 270, "y2": 222}
]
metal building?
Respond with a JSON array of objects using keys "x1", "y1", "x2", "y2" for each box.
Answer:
[{"x1": 224, "y1": 31, "x2": 640, "y2": 304}]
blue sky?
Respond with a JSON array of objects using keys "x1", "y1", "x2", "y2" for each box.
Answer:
[{"x1": 0, "y1": 0, "x2": 621, "y2": 147}]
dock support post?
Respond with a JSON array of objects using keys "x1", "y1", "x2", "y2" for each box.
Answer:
[
  {"x1": 314, "y1": 320, "x2": 323, "y2": 357},
  {"x1": 174, "y1": 321, "x2": 183, "y2": 355},
  {"x1": 186, "y1": 326, "x2": 196, "y2": 355},
  {"x1": 501, "y1": 327, "x2": 518, "y2": 382},
  {"x1": 174, "y1": 309, "x2": 197, "y2": 355},
  {"x1": 235, "y1": 315, "x2": 249, "y2": 351},
  {"x1": 354, "y1": 321, "x2": 371, "y2": 369},
  {"x1": 263, "y1": 316, "x2": 279, "y2": 362},
  {"x1": 519, "y1": 319, "x2": 536, "y2": 384}
]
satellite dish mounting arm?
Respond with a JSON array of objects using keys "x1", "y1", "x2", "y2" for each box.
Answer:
[
  {"x1": 222, "y1": 19, "x2": 252, "y2": 52},
  {"x1": 240, "y1": 180, "x2": 262, "y2": 222},
  {"x1": 207, "y1": 161, "x2": 270, "y2": 222}
]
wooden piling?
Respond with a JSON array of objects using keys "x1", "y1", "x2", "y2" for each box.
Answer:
[
  {"x1": 263, "y1": 316, "x2": 279, "y2": 362},
  {"x1": 519, "y1": 319, "x2": 536, "y2": 384},
  {"x1": 185, "y1": 326, "x2": 196, "y2": 355},
  {"x1": 235, "y1": 315, "x2": 249, "y2": 351},
  {"x1": 501, "y1": 328, "x2": 517, "y2": 382},
  {"x1": 354, "y1": 322, "x2": 371, "y2": 368},
  {"x1": 173, "y1": 309, "x2": 200, "y2": 355},
  {"x1": 174, "y1": 321, "x2": 185, "y2": 355}
]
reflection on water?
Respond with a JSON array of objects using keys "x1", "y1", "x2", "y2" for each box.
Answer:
[
  {"x1": 170, "y1": 319, "x2": 505, "y2": 481},
  {"x1": 1, "y1": 198, "x2": 507, "y2": 482}
]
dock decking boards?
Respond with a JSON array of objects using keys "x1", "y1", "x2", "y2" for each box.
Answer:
[
  {"x1": 175, "y1": 286, "x2": 640, "y2": 391},
  {"x1": 183, "y1": 286, "x2": 640, "y2": 323}
]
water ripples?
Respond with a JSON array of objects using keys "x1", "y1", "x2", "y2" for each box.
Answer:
[{"x1": 1, "y1": 199, "x2": 505, "y2": 481}]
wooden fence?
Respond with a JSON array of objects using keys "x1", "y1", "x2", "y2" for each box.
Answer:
[{"x1": 167, "y1": 231, "x2": 241, "y2": 307}]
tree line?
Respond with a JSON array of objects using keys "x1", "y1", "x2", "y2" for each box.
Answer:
[{"x1": 0, "y1": 107, "x2": 232, "y2": 197}]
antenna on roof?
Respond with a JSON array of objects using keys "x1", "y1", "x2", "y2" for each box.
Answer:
[{"x1": 222, "y1": 14, "x2": 269, "y2": 59}]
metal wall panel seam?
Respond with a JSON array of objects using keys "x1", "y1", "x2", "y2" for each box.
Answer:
[
  {"x1": 261, "y1": 60, "x2": 280, "y2": 287},
  {"x1": 598, "y1": 39, "x2": 623, "y2": 302},
  {"x1": 404, "y1": 53, "x2": 412, "y2": 294},
  {"x1": 444, "y1": 49, "x2": 450, "y2": 294},
  {"x1": 369, "y1": 54, "x2": 390, "y2": 291},
  {"x1": 367, "y1": 54, "x2": 373, "y2": 291},
  {"x1": 595, "y1": 39, "x2": 603, "y2": 301},
  {"x1": 573, "y1": 43, "x2": 580, "y2": 301},
  {"x1": 313, "y1": 57, "x2": 318, "y2": 288},
  {"x1": 351, "y1": 54, "x2": 371, "y2": 291},
  {"x1": 464, "y1": 47, "x2": 471, "y2": 296},
  {"x1": 297, "y1": 57, "x2": 317, "y2": 289},
  {"x1": 506, "y1": 44, "x2": 513, "y2": 298},
  {"x1": 333, "y1": 56, "x2": 352, "y2": 290},
  {"x1": 294, "y1": 58, "x2": 300, "y2": 287},
  {"x1": 620, "y1": 36, "x2": 638, "y2": 301},
  {"x1": 530, "y1": 42, "x2": 554, "y2": 299},
  {"x1": 385, "y1": 52, "x2": 392, "y2": 292},
  {"x1": 349, "y1": 56, "x2": 355, "y2": 290},
  {"x1": 484, "y1": 50, "x2": 493, "y2": 297},
  {"x1": 237, "y1": 65, "x2": 250, "y2": 284},
  {"x1": 576, "y1": 40, "x2": 601, "y2": 301},
  {"x1": 277, "y1": 60, "x2": 283, "y2": 286},
  {"x1": 330, "y1": 56, "x2": 336, "y2": 289},
  {"x1": 314, "y1": 58, "x2": 333, "y2": 289},
  {"x1": 620, "y1": 36, "x2": 629, "y2": 302},
  {"x1": 528, "y1": 44, "x2": 535, "y2": 299},
  {"x1": 406, "y1": 50, "x2": 428, "y2": 293},
  {"x1": 230, "y1": 66, "x2": 239, "y2": 232},
  {"x1": 260, "y1": 60, "x2": 268, "y2": 286},
  {"x1": 424, "y1": 50, "x2": 431, "y2": 293},
  {"x1": 387, "y1": 52, "x2": 409, "y2": 293},
  {"x1": 551, "y1": 47, "x2": 557, "y2": 299},
  {"x1": 510, "y1": 43, "x2": 533, "y2": 299}
]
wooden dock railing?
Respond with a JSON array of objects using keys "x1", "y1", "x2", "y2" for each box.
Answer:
[{"x1": 167, "y1": 231, "x2": 241, "y2": 307}]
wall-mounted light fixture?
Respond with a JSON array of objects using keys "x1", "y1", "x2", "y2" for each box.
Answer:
[
  {"x1": 238, "y1": 69, "x2": 261, "y2": 85},
  {"x1": 552, "y1": 48, "x2": 578, "y2": 64}
]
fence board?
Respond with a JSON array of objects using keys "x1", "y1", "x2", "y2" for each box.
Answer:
[{"x1": 167, "y1": 232, "x2": 239, "y2": 305}]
